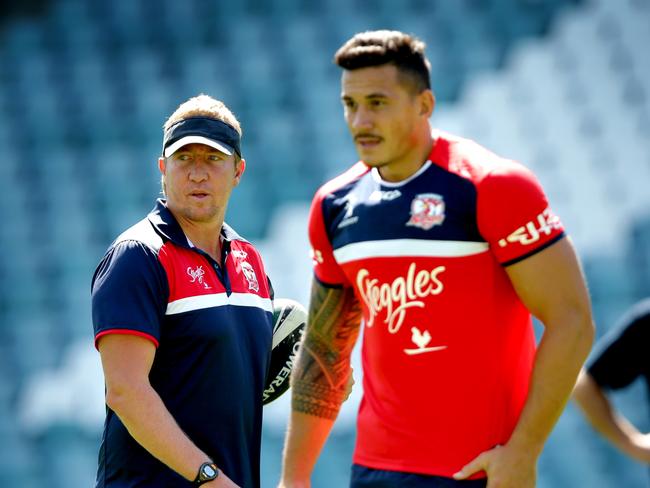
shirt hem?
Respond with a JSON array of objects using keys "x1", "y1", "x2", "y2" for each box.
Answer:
[
  {"x1": 353, "y1": 455, "x2": 487, "y2": 480},
  {"x1": 94, "y1": 329, "x2": 160, "y2": 349},
  {"x1": 501, "y1": 231, "x2": 565, "y2": 267}
]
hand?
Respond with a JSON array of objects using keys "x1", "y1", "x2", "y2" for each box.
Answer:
[
  {"x1": 343, "y1": 368, "x2": 355, "y2": 402},
  {"x1": 453, "y1": 444, "x2": 537, "y2": 488},
  {"x1": 628, "y1": 432, "x2": 650, "y2": 464}
]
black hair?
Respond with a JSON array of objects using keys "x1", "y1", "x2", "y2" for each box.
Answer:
[{"x1": 334, "y1": 30, "x2": 431, "y2": 93}]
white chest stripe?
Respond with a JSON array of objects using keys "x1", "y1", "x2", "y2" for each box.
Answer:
[
  {"x1": 166, "y1": 292, "x2": 273, "y2": 315},
  {"x1": 333, "y1": 239, "x2": 489, "y2": 264}
]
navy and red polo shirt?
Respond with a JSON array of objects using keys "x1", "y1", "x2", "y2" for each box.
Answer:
[
  {"x1": 91, "y1": 199, "x2": 273, "y2": 488},
  {"x1": 309, "y1": 130, "x2": 565, "y2": 478}
]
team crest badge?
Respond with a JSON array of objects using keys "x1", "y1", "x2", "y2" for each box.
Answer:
[
  {"x1": 240, "y1": 261, "x2": 260, "y2": 292},
  {"x1": 406, "y1": 193, "x2": 445, "y2": 230}
]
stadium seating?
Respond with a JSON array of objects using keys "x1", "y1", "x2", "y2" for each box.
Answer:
[{"x1": 1, "y1": 0, "x2": 648, "y2": 486}]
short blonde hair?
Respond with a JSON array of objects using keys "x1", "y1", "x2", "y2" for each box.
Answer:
[
  {"x1": 163, "y1": 94, "x2": 242, "y2": 136},
  {"x1": 160, "y1": 94, "x2": 242, "y2": 196}
]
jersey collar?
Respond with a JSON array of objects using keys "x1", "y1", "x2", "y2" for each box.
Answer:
[{"x1": 147, "y1": 199, "x2": 244, "y2": 247}]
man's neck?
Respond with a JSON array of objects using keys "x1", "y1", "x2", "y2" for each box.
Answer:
[
  {"x1": 175, "y1": 214, "x2": 224, "y2": 263},
  {"x1": 377, "y1": 130, "x2": 434, "y2": 183}
]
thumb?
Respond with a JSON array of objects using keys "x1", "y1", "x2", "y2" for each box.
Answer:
[{"x1": 453, "y1": 452, "x2": 487, "y2": 480}]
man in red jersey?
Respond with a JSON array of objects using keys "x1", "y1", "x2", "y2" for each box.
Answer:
[{"x1": 278, "y1": 30, "x2": 594, "y2": 488}]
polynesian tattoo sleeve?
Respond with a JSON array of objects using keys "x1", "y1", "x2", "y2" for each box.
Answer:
[{"x1": 290, "y1": 279, "x2": 362, "y2": 419}]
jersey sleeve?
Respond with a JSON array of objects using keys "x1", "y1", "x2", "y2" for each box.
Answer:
[
  {"x1": 308, "y1": 190, "x2": 348, "y2": 287},
  {"x1": 91, "y1": 240, "x2": 169, "y2": 348},
  {"x1": 477, "y1": 162, "x2": 565, "y2": 266},
  {"x1": 588, "y1": 302, "x2": 650, "y2": 390}
]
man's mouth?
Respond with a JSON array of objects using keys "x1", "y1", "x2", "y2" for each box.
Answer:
[{"x1": 355, "y1": 135, "x2": 382, "y2": 148}]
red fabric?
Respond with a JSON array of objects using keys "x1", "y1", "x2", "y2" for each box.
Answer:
[
  {"x1": 308, "y1": 131, "x2": 564, "y2": 478},
  {"x1": 157, "y1": 240, "x2": 272, "y2": 302},
  {"x1": 476, "y1": 162, "x2": 563, "y2": 265},
  {"x1": 95, "y1": 329, "x2": 160, "y2": 349}
]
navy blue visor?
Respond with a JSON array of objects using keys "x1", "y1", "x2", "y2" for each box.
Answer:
[{"x1": 162, "y1": 117, "x2": 241, "y2": 158}]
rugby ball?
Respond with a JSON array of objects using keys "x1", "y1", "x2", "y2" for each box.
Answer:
[{"x1": 263, "y1": 298, "x2": 307, "y2": 405}]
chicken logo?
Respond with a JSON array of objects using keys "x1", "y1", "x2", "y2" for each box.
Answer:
[
  {"x1": 403, "y1": 327, "x2": 447, "y2": 356},
  {"x1": 187, "y1": 266, "x2": 211, "y2": 290}
]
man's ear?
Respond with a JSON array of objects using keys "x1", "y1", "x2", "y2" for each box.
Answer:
[
  {"x1": 419, "y1": 89, "x2": 435, "y2": 118},
  {"x1": 158, "y1": 157, "x2": 166, "y2": 174},
  {"x1": 234, "y1": 158, "x2": 246, "y2": 186}
]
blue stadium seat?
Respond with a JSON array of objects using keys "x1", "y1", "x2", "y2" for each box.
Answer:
[
  {"x1": 39, "y1": 424, "x2": 98, "y2": 488},
  {"x1": 0, "y1": 1, "x2": 646, "y2": 487}
]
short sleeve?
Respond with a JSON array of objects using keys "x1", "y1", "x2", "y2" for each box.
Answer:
[
  {"x1": 477, "y1": 162, "x2": 565, "y2": 266},
  {"x1": 308, "y1": 192, "x2": 348, "y2": 287},
  {"x1": 91, "y1": 240, "x2": 169, "y2": 348},
  {"x1": 588, "y1": 302, "x2": 650, "y2": 390}
]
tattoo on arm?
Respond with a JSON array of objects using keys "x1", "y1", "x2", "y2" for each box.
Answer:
[{"x1": 291, "y1": 279, "x2": 362, "y2": 419}]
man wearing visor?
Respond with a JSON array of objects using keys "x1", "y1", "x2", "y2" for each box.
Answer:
[{"x1": 91, "y1": 94, "x2": 274, "y2": 488}]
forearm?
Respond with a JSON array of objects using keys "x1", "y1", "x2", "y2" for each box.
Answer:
[
  {"x1": 291, "y1": 282, "x2": 361, "y2": 418},
  {"x1": 281, "y1": 281, "x2": 361, "y2": 484},
  {"x1": 107, "y1": 383, "x2": 210, "y2": 481},
  {"x1": 573, "y1": 371, "x2": 646, "y2": 458},
  {"x1": 281, "y1": 411, "x2": 336, "y2": 486},
  {"x1": 508, "y1": 313, "x2": 593, "y2": 454}
]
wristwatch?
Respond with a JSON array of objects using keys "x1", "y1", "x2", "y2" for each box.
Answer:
[{"x1": 194, "y1": 462, "x2": 219, "y2": 485}]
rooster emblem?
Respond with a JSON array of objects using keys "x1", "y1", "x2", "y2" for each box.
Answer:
[{"x1": 403, "y1": 327, "x2": 447, "y2": 356}]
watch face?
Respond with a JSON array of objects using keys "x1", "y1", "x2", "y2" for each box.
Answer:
[
  {"x1": 196, "y1": 463, "x2": 218, "y2": 484},
  {"x1": 203, "y1": 465, "x2": 216, "y2": 478}
]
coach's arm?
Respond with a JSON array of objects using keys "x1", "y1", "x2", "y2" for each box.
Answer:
[
  {"x1": 279, "y1": 279, "x2": 362, "y2": 488},
  {"x1": 454, "y1": 236, "x2": 595, "y2": 487},
  {"x1": 98, "y1": 334, "x2": 239, "y2": 487}
]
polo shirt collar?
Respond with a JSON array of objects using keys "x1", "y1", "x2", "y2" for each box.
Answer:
[{"x1": 147, "y1": 199, "x2": 244, "y2": 246}]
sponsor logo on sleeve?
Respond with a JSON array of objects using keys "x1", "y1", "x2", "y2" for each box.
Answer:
[{"x1": 498, "y1": 207, "x2": 562, "y2": 248}]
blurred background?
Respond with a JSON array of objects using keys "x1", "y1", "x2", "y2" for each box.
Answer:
[{"x1": 0, "y1": 0, "x2": 649, "y2": 486}]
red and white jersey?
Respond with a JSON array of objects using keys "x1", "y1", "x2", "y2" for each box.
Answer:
[{"x1": 308, "y1": 131, "x2": 565, "y2": 478}]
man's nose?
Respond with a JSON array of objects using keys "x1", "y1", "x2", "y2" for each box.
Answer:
[
  {"x1": 351, "y1": 107, "x2": 373, "y2": 131},
  {"x1": 189, "y1": 161, "x2": 209, "y2": 181}
]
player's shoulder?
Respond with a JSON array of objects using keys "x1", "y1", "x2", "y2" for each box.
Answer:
[
  {"x1": 434, "y1": 129, "x2": 535, "y2": 187},
  {"x1": 312, "y1": 161, "x2": 370, "y2": 203},
  {"x1": 93, "y1": 219, "x2": 166, "y2": 290},
  {"x1": 112, "y1": 217, "x2": 164, "y2": 252},
  {"x1": 619, "y1": 298, "x2": 650, "y2": 331},
  {"x1": 223, "y1": 223, "x2": 263, "y2": 258}
]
